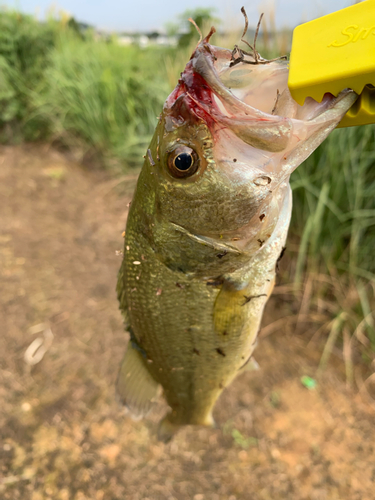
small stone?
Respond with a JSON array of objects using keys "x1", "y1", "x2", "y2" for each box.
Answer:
[{"x1": 21, "y1": 402, "x2": 31, "y2": 412}]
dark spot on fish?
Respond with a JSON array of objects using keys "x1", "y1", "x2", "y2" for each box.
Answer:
[
  {"x1": 266, "y1": 279, "x2": 271, "y2": 282},
  {"x1": 276, "y1": 246, "x2": 286, "y2": 272},
  {"x1": 216, "y1": 348, "x2": 226, "y2": 357},
  {"x1": 257, "y1": 239, "x2": 265, "y2": 247},
  {"x1": 175, "y1": 282, "x2": 185, "y2": 289},
  {"x1": 193, "y1": 348, "x2": 200, "y2": 355},
  {"x1": 216, "y1": 250, "x2": 227, "y2": 259},
  {"x1": 242, "y1": 294, "x2": 267, "y2": 306},
  {"x1": 259, "y1": 214, "x2": 265, "y2": 221},
  {"x1": 203, "y1": 142, "x2": 207, "y2": 146},
  {"x1": 223, "y1": 331, "x2": 228, "y2": 336},
  {"x1": 233, "y1": 158, "x2": 237, "y2": 162}
]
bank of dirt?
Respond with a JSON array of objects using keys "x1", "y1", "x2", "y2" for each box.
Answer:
[{"x1": 1, "y1": 144, "x2": 374, "y2": 500}]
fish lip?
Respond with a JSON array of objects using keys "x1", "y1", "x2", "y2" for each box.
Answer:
[{"x1": 175, "y1": 36, "x2": 356, "y2": 126}]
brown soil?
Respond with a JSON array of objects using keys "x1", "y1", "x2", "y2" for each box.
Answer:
[{"x1": 1, "y1": 144, "x2": 375, "y2": 500}]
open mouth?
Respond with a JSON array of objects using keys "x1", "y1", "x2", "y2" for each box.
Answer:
[{"x1": 166, "y1": 27, "x2": 357, "y2": 158}]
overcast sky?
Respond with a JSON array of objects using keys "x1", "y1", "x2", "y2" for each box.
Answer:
[{"x1": 2, "y1": 0, "x2": 355, "y2": 32}]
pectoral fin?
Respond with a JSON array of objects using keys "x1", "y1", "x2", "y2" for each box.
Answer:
[
  {"x1": 116, "y1": 343, "x2": 161, "y2": 420},
  {"x1": 239, "y1": 356, "x2": 260, "y2": 373}
]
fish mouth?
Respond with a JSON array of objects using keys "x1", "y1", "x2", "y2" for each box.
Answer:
[{"x1": 166, "y1": 30, "x2": 358, "y2": 155}]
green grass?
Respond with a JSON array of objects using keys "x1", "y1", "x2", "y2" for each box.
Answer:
[
  {"x1": 0, "y1": 10, "x2": 169, "y2": 167},
  {"x1": 0, "y1": 10, "x2": 56, "y2": 140},
  {"x1": 31, "y1": 33, "x2": 170, "y2": 168},
  {"x1": 289, "y1": 125, "x2": 375, "y2": 374},
  {"x1": 291, "y1": 125, "x2": 375, "y2": 279}
]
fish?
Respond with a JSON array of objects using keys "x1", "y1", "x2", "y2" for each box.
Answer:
[{"x1": 116, "y1": 21, "x2": 357, "y2": 442}]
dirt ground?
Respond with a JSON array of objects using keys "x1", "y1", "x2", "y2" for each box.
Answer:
[{"x1": 1, "y1": 144, "x2": 375, "y2": 500}]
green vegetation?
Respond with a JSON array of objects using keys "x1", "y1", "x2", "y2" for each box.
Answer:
[
  {"x1": 290, "y1": 125, "x2": 375, "y2": 378},
  {"x1": 34, "y1": 36, "x2": 170, "y2": 168},
  {"x1": 0, "y1": 10, "x2": 56, "y2": 141},
  {"x1": 166, "y1": 7, "x2": 220, "y2": 48},
  {"x1": 0, "y1": 9, "x2": 374, "y2": 373},
  {"x1": 0, "y1": 10, "x2": 169, "y2": 167}
]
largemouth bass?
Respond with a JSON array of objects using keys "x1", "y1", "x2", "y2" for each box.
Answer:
[{"x1": 116, "y1": 25, "x2": 357, "y2": 441}]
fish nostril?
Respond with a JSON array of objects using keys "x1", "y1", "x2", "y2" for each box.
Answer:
[{"x1": 254, "y1": 176, "x2": 272, "y2": 186}]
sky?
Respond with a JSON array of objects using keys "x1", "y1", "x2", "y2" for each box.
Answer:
[{"x1": 1, "y1": 0, "x2": 355, "y2": 32}]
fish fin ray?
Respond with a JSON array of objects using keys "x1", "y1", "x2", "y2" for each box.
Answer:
[
  {"x1": 116, "y1": 343, "x2": 161, "y2": 420},
  {"x1": 238, "y1": 356, "x2": 260, "y2": 373}
]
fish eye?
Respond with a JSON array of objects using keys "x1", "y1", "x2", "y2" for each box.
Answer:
[{"x1": 167, "y1": 146, "x2": 199, "y2": 178}]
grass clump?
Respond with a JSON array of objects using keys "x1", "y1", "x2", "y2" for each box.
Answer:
[
  {"x1": 0, "y1": 10, "x2": 56, "y2": 141},
  {"x1": 32, "y1": 34, "x2": 170, "y2": 169},
  {"x1": 291, "y1": 125, "x2": 375, "y2": 279},
  {"x1": 0, "y1": 10, "x2": 169, "y2": 168},
  {"x1": 288, "y1": 125, "x2": 375, "y2": 377}
]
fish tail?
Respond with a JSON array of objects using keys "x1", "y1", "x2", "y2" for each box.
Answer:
[{"x1": 157, "y1": 411, "x2": 216, "y2": 442}]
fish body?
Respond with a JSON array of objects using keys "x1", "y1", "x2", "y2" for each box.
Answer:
[{"x1": 117, "y1": 29, "x2": 357, "y2": 441}]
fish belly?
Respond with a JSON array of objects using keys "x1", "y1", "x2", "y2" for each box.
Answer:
[{"x1": 118, "y1": 220, "x2": 273, "y2": 428}]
